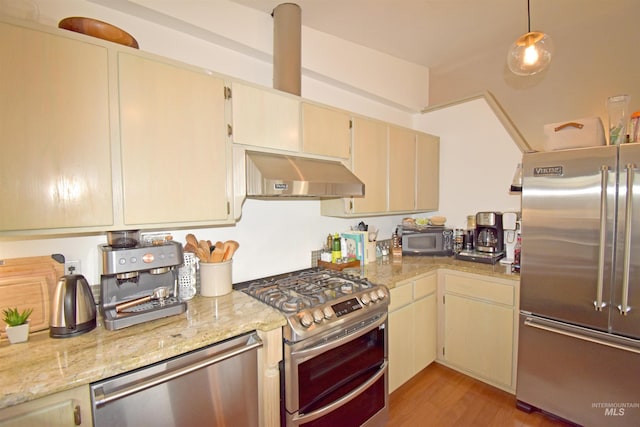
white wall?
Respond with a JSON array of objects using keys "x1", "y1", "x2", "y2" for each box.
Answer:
[
  {"x1": 429, "y1": 0, "x2": 640, "y2": 152},
  {"x1": 0, "y1": 0, "x2": 521, "y2": 285},
  {"x1": 414, "y1": 98, "x2": 523, "y2": 229}
]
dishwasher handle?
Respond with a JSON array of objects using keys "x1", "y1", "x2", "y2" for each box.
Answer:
[{"x1": 93, "y1": 335, "x2": 262, "y2": 408}]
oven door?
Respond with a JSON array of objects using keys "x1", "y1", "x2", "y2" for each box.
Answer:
[{"x1": 284, "y1": 313, "x2": 388, "y2": 427}]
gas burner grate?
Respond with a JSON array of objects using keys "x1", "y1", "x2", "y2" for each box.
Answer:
[{"x1": 240, "y1": 268, "x2": 376, "y2": 312}]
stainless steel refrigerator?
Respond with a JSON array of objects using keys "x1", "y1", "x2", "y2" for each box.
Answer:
[{"x1": 517, "y1": 143, "x2": 640, "y2": 426}]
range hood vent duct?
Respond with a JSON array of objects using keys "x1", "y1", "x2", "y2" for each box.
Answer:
[
  {"x1": 273, "y1": 3, "x2": 301, "y2": 96},
  {"x1": 245, "y1": 151, "x2": 365, "y2": 198}
]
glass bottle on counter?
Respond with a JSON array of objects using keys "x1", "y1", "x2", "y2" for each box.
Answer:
[{"x1": 332, "y1": 233, "x2": 342, "y2": 262}]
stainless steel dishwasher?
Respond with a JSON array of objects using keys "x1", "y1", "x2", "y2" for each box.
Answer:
[{"x1": 90, "y1": 332, "x2": 262, "y2": 427}]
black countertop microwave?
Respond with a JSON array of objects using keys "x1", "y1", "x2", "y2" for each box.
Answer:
[{"x1": 399, "y1": 226, "x2": 454, "y2": 256}]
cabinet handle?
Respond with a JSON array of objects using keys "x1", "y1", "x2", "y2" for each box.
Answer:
[
  {"x1": 227, "y1": 124, "x2": 233, "y2": 137},
  {"x1": 73, "y1": 405, "x2": 81, "y2": 425},
  {"x1": 619, "y1": 163, "x2": 635, "y2": 315},
  {"x1": 594, "y1": 165, "x2": 608, "y2": 311}
]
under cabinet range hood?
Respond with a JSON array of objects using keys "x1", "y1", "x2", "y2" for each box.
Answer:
[{"x1": 245, "y1": 151, "x2": 364, "y2": 198}]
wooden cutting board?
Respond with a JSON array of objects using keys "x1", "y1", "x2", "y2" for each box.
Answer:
[{"x1": 0, "y1": 255, "x2": 65, "y2": 336}]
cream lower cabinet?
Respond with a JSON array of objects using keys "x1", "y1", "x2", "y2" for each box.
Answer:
[
  {"x1": 388, "y1": 272, "x2": 437, "y2": 393},
  {"x1": 118, "y1": 53, "x2": 231, "y2": 226},
  {"x1": 0, "y1": 21, "x2": 113, "y2": 232},
  {"x1": 438, "y1": 270, "x2": 519, "y2": 393},
  {"x1": 0, "y1": 385, "x2": 92, "y2": 427}
]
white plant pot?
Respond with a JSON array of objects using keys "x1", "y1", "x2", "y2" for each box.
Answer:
[{"x1": 5, "y1": 322, "x2": 29, "y2": 344}]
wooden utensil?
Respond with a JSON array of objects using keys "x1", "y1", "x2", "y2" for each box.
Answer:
[
  {"x1": 222, "y1": 240, "x2": 239, "y2": 261},
  {"x1": 186, "y1": 233, "x2": 198, "y2": 248},
  {"x1": 211, "y1": 247, "x2": 225, "y2": 263}
]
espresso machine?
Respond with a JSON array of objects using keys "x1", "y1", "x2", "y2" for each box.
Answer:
[
  {"x1": 456, "y1": 212, "x2": 505, "y2": 264},
  {"x1": 99, "y1": 241, "x2": 187, "y2": 330}
]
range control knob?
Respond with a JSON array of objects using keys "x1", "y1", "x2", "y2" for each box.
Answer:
[
  {"x1": 300, "y1": 311, "x2": 314, "y2": 328},
  {"x1": 377, "y1": 289, "x2": 387, "y2": 300},
  {"x1": 323, "y1": 306, "x2": 334, "y2": 319},
  {"x1": 370, "y1": 291, "x2": 379, "y2": 302},
  {"x1": 313, "y1": 309, "x2": 324, "y2": 323},
  {"x1": 360, "y1": 293, "x2": 371, "y2": 305}
]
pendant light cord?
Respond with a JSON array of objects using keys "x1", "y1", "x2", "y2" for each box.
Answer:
[{"x1": 527, "y1": 0, "x2": 531, "y2": 32}]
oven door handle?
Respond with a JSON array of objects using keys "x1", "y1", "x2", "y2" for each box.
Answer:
[
  {"x1": 291, "y1": 360, "x2": 387, "y2": 425},
  {"x1": 291, "y1": 313, "x2": 387, "y2": 361}
]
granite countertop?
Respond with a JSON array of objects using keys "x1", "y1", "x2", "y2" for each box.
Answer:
[
  {"x1": 0, "y1": 256, "x2": 517, "y2": 411},
  {"x1": 0, "y1": 291, "x2": 286, "y2": 410},
  {"x1": 357, "y1": 255, "x2": 519, "y2": 288}
]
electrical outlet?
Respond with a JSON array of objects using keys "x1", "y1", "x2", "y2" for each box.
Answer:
[{"x1": 65, "y1": 260, "x2": 81, "y2": 275}]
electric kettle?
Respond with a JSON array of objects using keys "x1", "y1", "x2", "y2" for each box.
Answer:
[{"x1": 50, "y1": 274, "x2": 97, "y2": 338}]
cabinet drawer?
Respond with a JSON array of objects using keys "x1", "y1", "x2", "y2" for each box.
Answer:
[
  {"x1": 389, "y1": 283, "x2": 413, "y2": 312},
  {"x1": 414, "y1": 274, "x2": 436, "y2": 299},
  {"x1": 445, "y1": 274, "x2": 514, "y2": 306}
]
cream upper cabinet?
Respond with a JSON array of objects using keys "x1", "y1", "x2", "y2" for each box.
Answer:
[
  {"x1": 301, "y1": 103, "x2": 351, "y2": 158},
  {"x1": 388, "y1": 126, "x2": 417, "y2": 212},
  {"x1": 438, "y1": 270, "x2": 519, "y2": 393},
  {"x1": 0, "y1": 385, "x2": 92, "y2": 427},
  {"x1": 321, "y1": 121, "x2": 439, "y2": 217},
  {"x1": 351, "y1": 117, "x2": 388, "y2": 213},
  {"x1": 388, "y1": 273, "x2": 437, "y2": 393},
  {"x1": 118, "y1": 53, "x2": 230, "y2": 226},
  {"x1": 416, "y1": 132, "x2": 440, "y2": 211},
  {"x1": 230, "y1": 82, "x2": 300, "y2": 152},
  {"x1": 0, "y1": 22, "x2": 113, "y2": 232}
]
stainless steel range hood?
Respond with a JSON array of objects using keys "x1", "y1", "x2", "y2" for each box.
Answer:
[{"x1": 245, "y1": 151, "x2": 364, "y2": 198}]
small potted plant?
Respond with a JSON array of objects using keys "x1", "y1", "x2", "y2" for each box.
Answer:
[{"x1": 3, "y1": 307, "x2": 33, "y2": 344}]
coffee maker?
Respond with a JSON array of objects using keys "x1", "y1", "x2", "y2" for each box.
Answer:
[
  {"x1": 99, "y1": 241, "x2": 187, "y2": 330},
  {"x1": 475, "y1": 212, "x2": 504, "y2": 253}
]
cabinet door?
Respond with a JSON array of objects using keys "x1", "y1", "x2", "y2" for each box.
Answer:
[
  {"x1": 388, "y1": 126, "x2": 416, "y2": 212},
  {"x1": 388, "y1": 303, "x2": 413, "y2": 393},
  {"x1": 416, "y1": 132, "x2": 439, "y2": 211},
  {"x1": 231, "y1": 82, "x2": 299, "y2": 152},
  {"x1": 413, "y1": 294, "x2": 436, "y2": 372},
  {"x1": 0, "y1": 23, "x2": 113, "y2": 231},
  {"x1": 118, "y1": 53, "x2": 229, "y2": 225},
  {"x1": 0, "y1": 385, "x2": 92, "y2": 427},
  {"x1": 443, "y1": 293, "x2": 514, "y2": 387},
  {"x1": 302, "y1": 103, "x2": 351, "y2": 158},
  {"x1": 351, "y1": 117, "x2": 388, "y2": 213}
]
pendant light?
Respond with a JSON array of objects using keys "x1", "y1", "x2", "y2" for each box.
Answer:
[{"x1": 507, "y1": 0, "x2": 553, "y2": 76}]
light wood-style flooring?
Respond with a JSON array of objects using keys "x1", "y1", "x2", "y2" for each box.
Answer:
[{"x1": 388, "y1": 363, "x2": 575, "y2": 426}]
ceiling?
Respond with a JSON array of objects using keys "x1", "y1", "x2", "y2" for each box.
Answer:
[{"x1": 228, "y1": 0, "x2": 612, "y2": 73}]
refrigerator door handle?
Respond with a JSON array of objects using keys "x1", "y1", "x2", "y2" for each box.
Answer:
[
  {"x1": 594, "y1": 165, "x2": 609, "y2": 311},
  {"x1": 618, "y1": 163, "x2": 635, "y2": 316},
  {"x1": 524, "y1": 316, "x2": 640, "y2": 354}
]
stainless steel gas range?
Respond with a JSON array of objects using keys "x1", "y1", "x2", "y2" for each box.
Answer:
[{"x1": 235, "y1": 268, "x2": 389, "y2": 427}]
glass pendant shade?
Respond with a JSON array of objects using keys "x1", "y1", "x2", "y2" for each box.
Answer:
[{"x1": 507, "y1": 30, "x2": 554, "y2": 76}]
